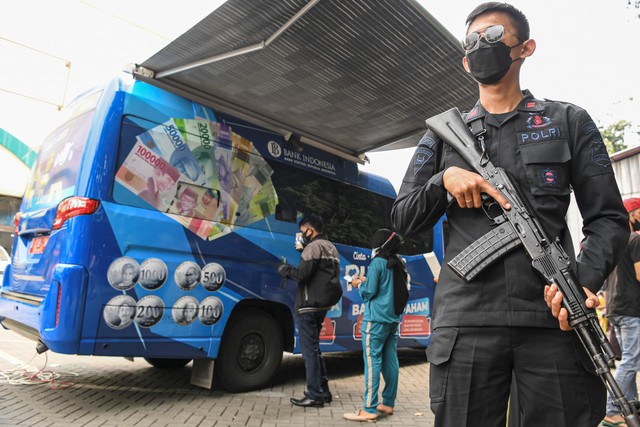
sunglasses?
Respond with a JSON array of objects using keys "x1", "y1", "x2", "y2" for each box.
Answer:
[{"x1": 462, "y1": 24, "x2": 505, "y2": 52}]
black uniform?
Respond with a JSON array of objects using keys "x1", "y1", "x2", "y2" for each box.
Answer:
[{"x1": 392, "y1": 91, "x2": 628, "y2": 427}]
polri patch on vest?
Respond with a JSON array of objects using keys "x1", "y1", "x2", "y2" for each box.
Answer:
[{"x1": 519, "y1": 127, "x2": 562, "y2": 144}]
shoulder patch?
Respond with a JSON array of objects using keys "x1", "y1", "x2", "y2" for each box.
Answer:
[
  {"x1": 582, "y1": 121, "x2": 599, "y2": 135},
  {"x1": 590, "y1": 137, "x2": 611, "y2": 167},
  {"x1": 418, "y1": 133, "x2": 437, "y2": 148},
  {"x1": 413, "y1": 147, "x2": 434, "y2": 176}
]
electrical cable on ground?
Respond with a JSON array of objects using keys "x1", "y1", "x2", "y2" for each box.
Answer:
[{"x1": 0, "y1": 351, "x2": 78, "y2": 389}]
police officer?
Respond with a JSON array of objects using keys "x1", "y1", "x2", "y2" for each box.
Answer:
[{"x1": 391, "y1": 3, "x2": 628, "y2": 427}]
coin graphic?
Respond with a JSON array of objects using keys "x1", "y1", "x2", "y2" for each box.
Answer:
[
  {"x1": 107, "y1": 257, "x2": 140, "y2": 291},
  {"x1": 172, "y1": 296, "x2": 199, "y2": 326},
  {"x1": 103, "y1": 295, "x2": 137, "y2": 330},
  {"x1": 139, "y1": 258, "x2": 168, "y2": 290},
  {"x1": 175, "y1": 261, "x2": 201, "y2": 291},
  {"x1": 201, "y1": 263, "x2": 226, "y2": 291},
  {"x1": 199, "y1": 296, "x2": 223, "y2": 325},
  {"x1": 134, "y1": 295, "x2": 165, "y2": 328}
]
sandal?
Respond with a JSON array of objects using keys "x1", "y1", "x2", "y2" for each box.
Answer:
[
  {"x1": 343, "y1": 410, "x2": 377, "y2": 423},
  {"x1": 376, "y1": 404, "x2": 394, "y2": 415}
]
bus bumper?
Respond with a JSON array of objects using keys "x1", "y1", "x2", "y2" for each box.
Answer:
[{"x1": 0, "y1": 264, "x2": 88, "y2": 354}]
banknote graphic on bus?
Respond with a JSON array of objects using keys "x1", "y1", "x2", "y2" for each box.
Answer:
[{"x1": 115, "y1": 117, "x2": 278, "y2": 240}]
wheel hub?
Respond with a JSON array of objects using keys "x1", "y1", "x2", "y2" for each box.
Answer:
[{"x1": 237, "y1": 333, "x2": 265, "y2": 371}]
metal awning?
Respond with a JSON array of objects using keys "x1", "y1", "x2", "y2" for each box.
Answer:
[{"x1": 133, "y1": 0, "x2": 477, "y2": 161}]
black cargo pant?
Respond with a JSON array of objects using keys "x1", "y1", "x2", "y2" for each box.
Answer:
[
  {"x1": 297, "y1": 310, "x2": 330, "y2": 401},
  {"x1": 426, "y1": 326, "x2": 605, "y2": 427}
]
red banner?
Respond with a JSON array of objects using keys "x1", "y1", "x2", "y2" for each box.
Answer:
[
  {"x1": 399, "y1": 315, "x2": 431, "y2": 337},
  {"x1": 319, "y1": 318, "x2": 336, "y2": 343}
]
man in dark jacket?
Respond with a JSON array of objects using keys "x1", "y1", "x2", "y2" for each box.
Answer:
[
  {"x1": 278, "y1": 214, "x2": 342, "y2": 408},
  {"x1": 602, "y1": 198, "x2": 640, "y2": 426},
  {"x1": 392, "y1": 3, "x2": 628, "y2": 426}
]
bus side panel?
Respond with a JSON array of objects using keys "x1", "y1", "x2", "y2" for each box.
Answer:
[
  {"x1": 328, "y1": 248, "x2": 435, "y2": 352},
  {"x1": 86, "y1": 202, "x2": 220, "y2": 359},
  {"x1": 91, "y1": 201, "x2": 299, "y2": 359}
]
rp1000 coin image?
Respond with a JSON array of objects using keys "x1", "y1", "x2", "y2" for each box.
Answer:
[{"x1": 138, "y1": 258, "x2": 168, "y2": 290}]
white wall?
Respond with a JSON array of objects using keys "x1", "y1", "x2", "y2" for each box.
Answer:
[{"x1": 566, "y1": 149, "x2": 639, "y2": 254}]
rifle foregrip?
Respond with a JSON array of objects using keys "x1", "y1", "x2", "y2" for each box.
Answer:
[{"x1": 448, "y1": 223, "x2": 522, "y2": 282}]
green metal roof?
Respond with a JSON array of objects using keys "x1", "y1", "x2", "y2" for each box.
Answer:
[{"x1": 0, "y1": 128, "x2": 36, "y2": 168}]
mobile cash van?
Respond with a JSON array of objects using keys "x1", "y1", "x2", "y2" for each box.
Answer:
[{"x1": 0, "y1": 76, "x2": 442, "y2": 391}]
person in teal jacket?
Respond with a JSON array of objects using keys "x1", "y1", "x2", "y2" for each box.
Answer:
[{"x1": 344, "y1": 229, "x2": 409, "y2": 422}]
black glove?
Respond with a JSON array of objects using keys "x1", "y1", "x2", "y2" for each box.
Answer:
[{"x1": 277, "y1": 264, "x2": 291, "y2": 278}]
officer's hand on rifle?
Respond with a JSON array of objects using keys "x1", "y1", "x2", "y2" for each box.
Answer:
[
  {"x1": 544, "y1": 283, "x2": 600, "y2": 331},
  {"x1": 443, "y1": 166, "x2": 511, "y2": 210}
]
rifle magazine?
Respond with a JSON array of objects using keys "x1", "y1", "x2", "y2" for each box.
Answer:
[{"x1": 448, "y1": 223, "x2": 522, "y2": 282}]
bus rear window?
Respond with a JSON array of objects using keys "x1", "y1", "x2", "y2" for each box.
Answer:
[{"x1": 22, "y1": 109, "x2": 95, "y2": 211}]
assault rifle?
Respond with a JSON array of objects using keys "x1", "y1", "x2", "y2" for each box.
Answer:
[{"x1": 425, "y1": 108, "x2": 640, "y2": 426}]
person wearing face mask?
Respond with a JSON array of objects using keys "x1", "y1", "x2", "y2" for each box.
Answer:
[
  {"x1": 392, "y1": 2, "x2": 628, "y2": 426},
  {"x1": 277, "y1": 214, "x2": 342, "y2": 408},
  {"x1": 343, "y1": 229, "x2": 408, "y2": 422},
  {"x1": 602, "y1": 198, "x2": 640, "y2": 427}
]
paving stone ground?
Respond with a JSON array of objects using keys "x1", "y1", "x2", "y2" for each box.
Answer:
[{"x1": 0, "y1": 328, "x2": 434, "y2": 426}]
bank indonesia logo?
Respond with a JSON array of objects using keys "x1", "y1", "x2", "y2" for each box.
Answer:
[{"x1": 268, "y1": 140, "x2": 282, "y2": 158}]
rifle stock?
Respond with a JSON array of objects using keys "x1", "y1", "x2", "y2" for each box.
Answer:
[{"x1": 425, "y1": 108, "x2": 484, "y2": 169}]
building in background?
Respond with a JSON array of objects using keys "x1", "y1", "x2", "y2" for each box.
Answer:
[
  {"x1": 566, "y1": 146, "x2": 640, "y2": 254},
  {"x1": 0, "y1": 128, "x2": 35, "y2": 251}
]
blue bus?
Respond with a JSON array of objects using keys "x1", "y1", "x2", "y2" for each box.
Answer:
[{"x1": 0, "y1": 76, "x2": 443, "y2": 392}]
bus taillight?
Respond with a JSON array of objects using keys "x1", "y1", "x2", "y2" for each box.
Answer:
[
  {"x1": 52, "y1": 197, "x2": 100, "y2": 230},
  {"x1": 13, "y1": 211, "x2": 21, "y2": 234},
  {"x1": 55, "y1": 283, "x2": 62, "y2": 327}
]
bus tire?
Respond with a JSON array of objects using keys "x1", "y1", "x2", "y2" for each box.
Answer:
[
  {"x1": 144, "y1": 358, "x2": 192, "y2": 369},
  {"x1": 215, "y1": 310, "x2": 283, "y2": 392}
]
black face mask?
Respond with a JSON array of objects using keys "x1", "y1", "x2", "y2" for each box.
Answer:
[
  {"x1": 632, "y1": 220, "x2": 640, "y2": 232},
  {"x1": 466, "y1": 39, "x2": 521, "y2": 84},
  {"x1": 301, "y1": 229, "x2": 313, "y2": 245}
]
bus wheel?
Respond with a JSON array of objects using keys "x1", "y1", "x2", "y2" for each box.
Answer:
[
  {"x1": 144, "y1": 358, "x2": 192, "y2": 369},
  {"x1": 215, "y1": 311, "x2": 283, "y2": 392}
]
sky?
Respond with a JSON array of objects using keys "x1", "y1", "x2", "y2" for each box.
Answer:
[
  {"x1": 363, "y1": 0, "x2": 640, "y2": 190},
  {"x1": 1, "y1": 0, "x2": 639, "y2": 192}
]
